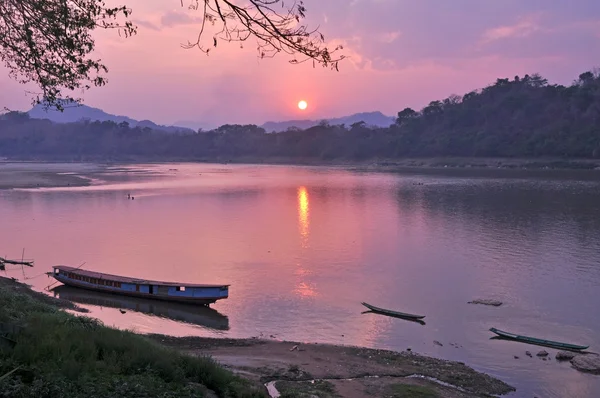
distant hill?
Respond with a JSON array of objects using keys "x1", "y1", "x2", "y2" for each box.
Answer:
[
  {"x1": 28, "y1": 104, "x2": 194, "y2": 134},
  {"x1": 261, "y1": 111, "x2": 395, "y2": 132},
  {"x1": 172, "y1": 120, "x2": 218, "y2": 132},
  {"x1": 27, "y1": 104, "x2": 394, "y2": 134},
  {"x1": 4, "y1": 69, "x2": 600, "y2": 162}
]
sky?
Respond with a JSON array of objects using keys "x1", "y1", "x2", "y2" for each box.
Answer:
[{"x1": 1, "y1": 0, "x2": 600, "y2": 127}]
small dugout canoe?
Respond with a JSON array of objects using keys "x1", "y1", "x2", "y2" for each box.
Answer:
[
  {"x1": 489, "y1": 327, "x2": 589, "y2": 351},
  {"x1": 361, "y1": 302, "x2": 425, "y2": 320}
]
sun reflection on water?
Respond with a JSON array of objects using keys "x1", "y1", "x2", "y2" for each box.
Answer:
[
  {"x1": 297, "y1": 186, "x2": 310, "y2": 247},
  {"x1": 295, "y1": 186, "x2": 316, "y2": 298}
]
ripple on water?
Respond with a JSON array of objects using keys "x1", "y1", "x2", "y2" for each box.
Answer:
[{"x1": 1, "y1": 164, "x2": 599, "y2": 398}]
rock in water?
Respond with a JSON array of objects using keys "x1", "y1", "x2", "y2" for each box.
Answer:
[
  {"x1": 468, "y1": 299, "x2": 503, "y2": 307},
  {"x1": 526, "y1": 351, "x2": 533, "y2": 357},
  {"x1": 571, "y1": 355, "x2": 600, "y2": 374},
  {"x1": 433, "y1": 340, "x2": 443, "y2": 347},
  {"x1": 556, "y1": 351, "x2": 576, "y2": 361},
  {"x1": 537, "y1": 350, "x2": 549, "y2": 357}
]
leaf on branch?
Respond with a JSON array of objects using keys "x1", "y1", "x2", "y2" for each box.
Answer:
[{"x1": 0, "y1": 0, "x2": 137, "y2": 110}]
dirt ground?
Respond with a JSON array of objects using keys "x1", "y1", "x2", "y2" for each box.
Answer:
[{"x1": 151, "y1": 335, "x2": 515, "y2": 398}]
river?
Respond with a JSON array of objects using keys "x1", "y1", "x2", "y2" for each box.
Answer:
[{"x1": 1, "y1": 163, "x2": 599, "y2": 397}]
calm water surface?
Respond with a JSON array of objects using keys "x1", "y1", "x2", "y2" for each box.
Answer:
[{"x1": 1, "y1": 163, "x2": 600, "y2": 397}]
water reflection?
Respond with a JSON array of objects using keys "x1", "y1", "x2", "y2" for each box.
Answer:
[
  {"x1": 297, "y1": 186, "x2": 310, "y2": 247},
  {"x1": 293, "y1": 266, "x2": 317, "y2": 298},
  {"x1": 52, "y1": 285, "x2": 229, "y2": 331},
  {"x1": 3, "y1": 164, "x2": 600, "y2": 398},
  {"x1": 295, "y1": 187, "x2": 316, "y2": 298}
]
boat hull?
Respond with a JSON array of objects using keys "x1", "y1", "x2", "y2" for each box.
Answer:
[
  {"x1": 55, "y1": 277, "x2": 220, "y2": 305},
  {"x1": 489, "y1": 328, "x2": 589, "y2": 351},
  {"x1": 50, "y1": 266, "x2": 229, "y2": 306},
  {"x1": 361, "y1": 302, "x2": 425, "y2": 320}
]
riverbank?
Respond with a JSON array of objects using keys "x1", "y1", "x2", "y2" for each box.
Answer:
[
  {"x1": 230, "y1": 157, "x2": 600, "y2": 181},
  {"x1": 222, "y1": 156, "x2": 600, "y2": 171},
  {"x1": 2, "y1": 158, "x2": 600, "y2": 192},
  {"x1": 0, "y1": 276, "x2": 264, "y2": 397},
  {"x1": 0, "y1": 162, "x2": 165, "y2": 190},
  {"x1": 152, "y1": 335, "x2": 515, "y2": 398},
  {"x1": 0, "y1": 162, "x2": 99, "y2": 189},
  {"x1": 0, "y1": 277, "x2": 515, "y2": 397}
]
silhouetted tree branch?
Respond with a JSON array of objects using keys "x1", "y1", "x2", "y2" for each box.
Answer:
[
  {"x1": 181, "y1": 0, "x2": 344, "y2": 69},
  {"x1": 0, "y1": 0, "x2": 136, "y2": 110},
  {"x1": 0, "y1": 1, "x2": 344, "y2": 111}
]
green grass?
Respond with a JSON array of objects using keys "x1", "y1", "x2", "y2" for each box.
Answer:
[
  {"x1": 386, "y1": 383, "x2": 440, "y2": 398},
  {"x1": 0, "y1": 281, "x2": 265, "y2": 397},
  {"x1": 276, "y1": 380, "x2": 338, "y2": 398}
]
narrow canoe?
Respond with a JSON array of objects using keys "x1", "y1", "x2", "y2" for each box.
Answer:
[
  {"x1": 489, "y1": 327, "x2": 589, "y2": 351},
  {"x1": 361, "y1": 302, "x2": 425, "y2": 320}
]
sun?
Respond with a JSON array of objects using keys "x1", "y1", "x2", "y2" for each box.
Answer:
[{"x1": 298, "y1": 100, "x2": 308, "y2": 110}]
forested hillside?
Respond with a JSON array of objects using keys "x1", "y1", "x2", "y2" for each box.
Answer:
[{"x1": 1, "y1": 70, "x2": 600, "y2": 161}]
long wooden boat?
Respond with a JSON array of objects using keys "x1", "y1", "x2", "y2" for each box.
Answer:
[
  {"x1": 49, "y1": 266, "x2": 229, "y2": 305},
  {"x1": 361, "y1": 302, "x2": 425, "y2": 320},
  {"x1": 489, "y1": 327, "x2": 589, "y2": 351}
]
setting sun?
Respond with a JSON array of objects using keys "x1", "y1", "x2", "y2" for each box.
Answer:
[{"x1": 298, "y1": 100, "x2": 308, "y2": 110}]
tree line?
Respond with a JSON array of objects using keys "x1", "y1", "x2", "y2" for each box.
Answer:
[{"x1": 1, "y1": 70, "x2": 600, "y2": 162}]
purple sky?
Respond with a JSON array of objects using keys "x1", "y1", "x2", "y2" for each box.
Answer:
[{"x1": 1, "y1": 0, "x2": 600, "y2": 127}]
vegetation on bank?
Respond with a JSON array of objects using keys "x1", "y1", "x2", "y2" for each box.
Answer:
[
  {"x1": 0, "y1": 278, "x2": 265, "y2": 398},
  {"x1": 1, "y1": 70, "x2": 600, "y2": 163},
  {"x1": 275, "y1": 380, "x2": 338, "y2": 398},
  {"x1": 386, "y1": 384, "x2": 440, "y2": 398}
]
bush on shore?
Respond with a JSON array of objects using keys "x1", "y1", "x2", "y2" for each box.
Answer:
[{"x1": 0, "y1": 280, "x2": 265, "y2": 397}]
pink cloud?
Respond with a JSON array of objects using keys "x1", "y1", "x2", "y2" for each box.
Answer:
[
  {"x1": 134, "y1": 19, "x2": 161, "y2": 32},
  {"x1": 379, "y1": 31, "x2": 402, "y2": 44},
  {"x1": 481, "y1": 16, "x2": 542, "y2": 44},
  {"x1": 160, "y1": 11, "x2": 203, "y2": 28}
]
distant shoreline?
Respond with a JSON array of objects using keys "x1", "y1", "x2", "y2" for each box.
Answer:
[
  {"x1": 212, "y1": 155, "x2": 600, "y2": 170},
  {"x1": 2, "y1": 157, "x2": 600, "y2": 190},
  {"x1": 0, "y1": 162, "x2": 97, "y2": 189},
  {"x1": 5, "y1": 156, "x2": 600, "y2": 169}
]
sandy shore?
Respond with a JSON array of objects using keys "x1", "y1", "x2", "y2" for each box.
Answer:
[
  {"x1": 0, "y1": 162, "x2": 101, "y2": 189},
  {"x1": 0, "y1": 162, "x2": 164, "y2": 190},
  {"x1": 151, "y1": 335, "x2": 515, "y2": 397},
  {"x1": 2, "y1": 158, "x2": 599, "y2": 191}
]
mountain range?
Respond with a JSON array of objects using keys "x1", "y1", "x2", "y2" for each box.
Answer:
[
  {"x1": 27, "y1": 104, "x2": 396, "y2": 132},
  {"x1": 28, "y1": 104, "x2": 195, "y2": 134},
  {"x1": 261, "y1": 112, "x2": 396, "y2": 132}
]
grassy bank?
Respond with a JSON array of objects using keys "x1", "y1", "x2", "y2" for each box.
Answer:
[{"x1": 0, "y1": 277, "x2": 265, "y2": 397}]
